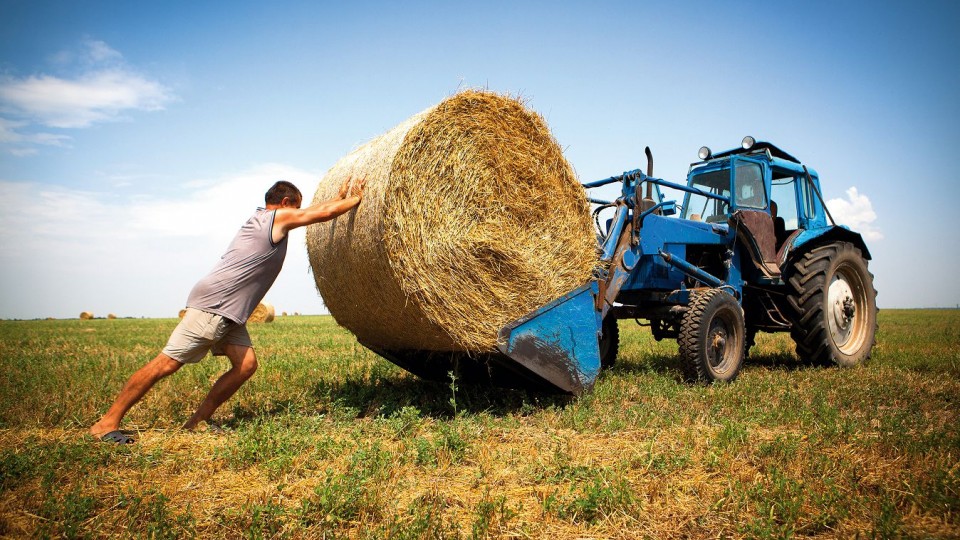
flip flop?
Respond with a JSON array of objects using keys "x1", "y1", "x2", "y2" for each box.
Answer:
[{"x1": 100, "y1": 430, "x2": 135, "y2": 444}]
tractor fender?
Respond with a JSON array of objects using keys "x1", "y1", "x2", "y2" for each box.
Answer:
[{"x1": 784, "y1": 226, "x2": 872, "y2": 262}]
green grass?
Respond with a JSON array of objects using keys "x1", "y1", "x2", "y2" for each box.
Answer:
[{"x1": 0, "y1": 310, "x2": 958, "y2": 538}]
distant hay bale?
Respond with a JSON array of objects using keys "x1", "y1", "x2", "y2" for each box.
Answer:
[
  {"x1": 178, "y1": 309, "x2": 187, "y2": 319},
  {"x1": 79, "y1": 311, "x2": 94, "y2": 320},
  {"x1": 306, "y1": 90, "x2": 596, "y2": 352},
  {"x1": 107, "y1": 313, "x2": 117, "y2": 320},
  {"x1": 248, "y1": 301, "x2": 275, "y2": 323}
]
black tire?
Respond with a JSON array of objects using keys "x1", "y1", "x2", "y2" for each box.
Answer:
[
  {"x1": 678, "y1": 289, "x2": 745, "y2": 382},
  {"x1": 787, "y1": 242, "x2": 878, "y2": 367},
  {"x1": 599, "y1": 315, "x2": 619, "y2": 370}
]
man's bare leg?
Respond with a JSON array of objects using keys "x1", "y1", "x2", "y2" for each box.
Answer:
[
  {"x1": 182, "y1": 344, "x2": 258, "y2": 430},
  {"x1": 90, "y1": 353, "x2": 183, "y2": 438}
]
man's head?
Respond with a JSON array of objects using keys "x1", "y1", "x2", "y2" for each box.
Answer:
[{"x1": 265, "y1": 181, "x2": 302, "y2": 208}]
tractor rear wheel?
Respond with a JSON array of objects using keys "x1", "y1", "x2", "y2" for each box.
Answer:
[
  {"x1": 787, "y1": 242, "x2": 877, "y2": 367},
  {"x1": 599, "y1": 315, "x2": 619, "y2": 370},
  {"x1": 678, "y1": 289, "x2": 745, "y2": 382}
]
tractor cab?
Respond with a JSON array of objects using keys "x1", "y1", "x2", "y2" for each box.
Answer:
[{"x1": 680, "y1": 136, "x2": 830, "y2": 280}]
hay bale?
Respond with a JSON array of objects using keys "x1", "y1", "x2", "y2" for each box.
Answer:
[
  {"x1": 178, "y1": 309, "x2": 187, "y2": 319},
  {"x1": 79, "y1": 311, "x2": 94, "y2": 320},
  {"x1": 248, "y1": 301, "x2": 275, "y2": 323},
  {"x1": 107, "y1": 313, "x2": 117, "y2": 320},
  {"x1": 306, "y1": 90, "x2": 596, "y2": 352}
]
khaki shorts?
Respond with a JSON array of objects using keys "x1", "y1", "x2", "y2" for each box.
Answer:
[{"x1": 162, "y1": 308, "x2": 252, "y2": 364}]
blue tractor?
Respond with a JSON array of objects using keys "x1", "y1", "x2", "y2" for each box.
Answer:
[{"x1": 370, "y1": 137, "x2": 878, "y2": 394}]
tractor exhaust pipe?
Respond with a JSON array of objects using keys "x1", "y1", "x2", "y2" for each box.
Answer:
[{"x1": 644, "y1": 146, "x2": 654, "y2": 200}]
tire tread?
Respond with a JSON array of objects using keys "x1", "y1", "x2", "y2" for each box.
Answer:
[{"x1": 787, "y1": 242, "x2": 878, "y2": 366}]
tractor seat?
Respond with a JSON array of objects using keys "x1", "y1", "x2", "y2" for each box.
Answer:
[
  {"x1": 774, "y1": 216, "x2": 787, "y2": 248},
  {"x1": 730, "y1": 210, "x2": 780, "y2": 278}
]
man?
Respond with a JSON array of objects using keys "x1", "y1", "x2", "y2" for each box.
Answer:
[{"x1": 90, "y1": 178, "x2": 364, "y2": 443}]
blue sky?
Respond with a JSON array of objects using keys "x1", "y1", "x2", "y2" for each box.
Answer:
[{"x1": 1, "y1": 0, "x2": 958, "y2": 319}]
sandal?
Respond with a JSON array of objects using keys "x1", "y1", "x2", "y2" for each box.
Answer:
[{"x1": 100, "y1": 430, "x2": 135, "y2": 444}]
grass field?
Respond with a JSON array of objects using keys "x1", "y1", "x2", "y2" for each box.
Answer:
[{"x1": 0, "y1": 310, "x2": 957, "y2": 539}]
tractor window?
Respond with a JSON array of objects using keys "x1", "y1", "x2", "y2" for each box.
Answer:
[
  {"x1": 770, "y1": 176, "x2": 800, "y2": 229},
  {"x1": 734, "y1": 162, "x2": 766, "y2": 209},
  {"x1": 800, "y1": 175, "x2": 818, "y2": 220},
  {"x1": 683, "y1": 168, "x2": 730, "y2": 223}
]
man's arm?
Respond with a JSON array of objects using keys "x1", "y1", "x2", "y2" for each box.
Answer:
[{"x1": 272, "y1": 179, "x2": 365, "y2": 242}]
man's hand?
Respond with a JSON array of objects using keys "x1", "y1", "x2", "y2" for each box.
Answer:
[
  {"x1": 337, "y1": 178, "x2": 351, "y2": 199},
  {"x1": 338, "y1": 177, "x2": 366, "y2": 200},
  {"x1": 349, "y1": 177, "x2": 366, "y2": 199}
]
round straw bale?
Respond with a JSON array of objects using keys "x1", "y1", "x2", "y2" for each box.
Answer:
[
  {"x1": 248, "y1": 301, "x2": 275, "y2": 323},
  {"x1": 178, "y1": 309, "x2": 187, "y2": 319},
  {"x1": 79, "y1": 311, "x2": 94, "y2": 320},
  {"x1": 306, "y1": 90, "x2": 596, "y2": 351},
  {"x1": 107, "y1": 313, "x2": 117, "y2": 320}
]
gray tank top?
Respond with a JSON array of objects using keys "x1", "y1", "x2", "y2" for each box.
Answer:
[{"x1": 186, "y1": 208, "x2": 288, "y2": 324}]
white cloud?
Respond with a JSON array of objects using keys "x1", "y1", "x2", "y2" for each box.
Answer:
[
  {"x1": 0, "y1": 39, "x2": 174, "y2": 153},
  {"x1": 83, "y1": 39, "x2": 124, "y2": 65},
  {"x1": 0, "y1": 70, "x2": 173, "y2": 129},
  {"x1": 0, "y1": 165, "x2": 327, "y2": 320},
  {"x1": 0, "y1": 164, "x2": 316, "y2": 242},
  {"x1": 129, "y1": 164, "x2": 318, "y2": 238},
  {"x1": 827, "y1": 186, "x2": 883, "y2": 241},
  {"x1": 0, "y1": 118, "x2": 71, "y2": 149}
]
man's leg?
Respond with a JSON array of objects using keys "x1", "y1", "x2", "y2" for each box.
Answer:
[
  {"x1": 182, "y1": 344, "x2": 258, "y2": 430},
  {"x1": 90, "y1": 353, "x2": 184, "y2": 438}
]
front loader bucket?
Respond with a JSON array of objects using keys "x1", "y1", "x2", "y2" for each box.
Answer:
[
  {"x1": 360, "y1": 283, "x2": 603, "y2": 395},
  {"x1": 495, "y1": 282, "x2": 603, "y2": 394}
]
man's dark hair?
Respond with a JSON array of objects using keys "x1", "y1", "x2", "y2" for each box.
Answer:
[{"x1": 265, "y1": 180, "x2": 302, "y2": 205}]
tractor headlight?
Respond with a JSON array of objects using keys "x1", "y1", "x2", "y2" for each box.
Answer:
[
  {"x1": 698, "y1": 146, "x2": 712, "y2": 160},
  {"x1": 742, "y1": 136, "x2": 756, "y2": 150}
]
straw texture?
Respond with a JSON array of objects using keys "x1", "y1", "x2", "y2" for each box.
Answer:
[
  {"x1": 307, "y1": 90, "x2": 595, "y2": 351},
  {"x1": 248, "y1": 301, "x2": 275, "y2": 323}
]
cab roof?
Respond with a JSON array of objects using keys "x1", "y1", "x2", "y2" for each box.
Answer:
[
  {"x1": 709, "y1": 141, "x2": 800, "y2": 164},
  {"x1": 689, "y1": 141, "x2": 818, "y2": 180}
]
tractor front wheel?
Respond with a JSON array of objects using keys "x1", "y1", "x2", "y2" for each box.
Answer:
[
  {"x1": 678, "y1": 289, "x2": 745, "y2": 382},
  {"x1": 787, "y1": 242, "x2": 877, "y2": 367}
]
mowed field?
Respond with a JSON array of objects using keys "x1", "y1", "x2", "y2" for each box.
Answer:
[{"x1": 0, "y1": 310, "x2": 957, "y2": 539}]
